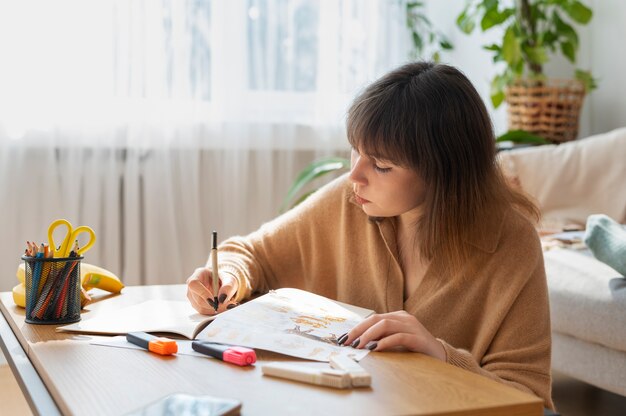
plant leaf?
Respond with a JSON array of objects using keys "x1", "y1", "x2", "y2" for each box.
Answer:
[
  {"x1": 484, "y1": 0, "x2": 498, "y2": 10},
  {"x1": 480, "y1": 10, "x2": 497, "y2": 31},
  {"x1": 542, "y1": 30, "x2": 558, "y2": 47},
  {"x1": 490, "y1": 72, "x2": 509, "y2": 108},
  {"x1": 496, "y1": 130, "x2": 550, "y2": 144},
  {"x1": 456, "y1": 10, "x2": 475, "y2": 34},
  {"x1": 563, "y1": 1, "x2": 593, "y2": 24},
  {"x1": 523, "y1": 45, "x2": 548, "y2": 64},
  {"x1": 502, "y1": 26, "x2": 522, "y2": 66},
  {"x1": 560, "y1": 41, "x2": 576, "y2": 62},
  {"x1": 418, "y1": 13, "x2": 432, "y2": 26},
  {"x1": 575, "y1": 69, "x2": 597, "y2": 92},
  {"x1": 513, "y1": 59, "x2": 525, "y2": 76},
  {"x1": 406, "y1": 1, "x2": 424, "y2": 9},
  {"x1": 491, "y1": 91, "x2": 505, "y2": 108},
  {"x1": 553, "y1": 11, "x2": 579, "y2": 48},
  {"x1": 440, "y1": 39, "x2": 453, "y2": 50},
  {"x1": 412, "y1": 32, "x2": 424, "y2": 52},
  {"x1": 289, "y1": 190, "x2": 318, "y2": 210},
  {"x1": 280, "y1": 157, "x2": 350, "y2": 213},
  {"x1": 481, "y1": 7, "x2": 510, "y2": 31}
]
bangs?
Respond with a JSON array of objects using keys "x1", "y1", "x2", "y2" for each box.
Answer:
[{"x1": 346, "y1": 85, "x2": 417, "y2": 168}]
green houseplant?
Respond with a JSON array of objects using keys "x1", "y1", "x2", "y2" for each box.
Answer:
[
  {"x1": 457, "y1": 0, "x2": 597, "y2": 143},
  {"x1": 279, "y1": 156, "x2": 350, "y2": 213},
  {"x1": 405, "y1": 1, "x2": 453, "y2": 62}
]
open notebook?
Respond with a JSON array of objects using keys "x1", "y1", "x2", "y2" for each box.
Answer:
[{"x1": 58, "y1": 288, "x2": 374, "y2": 361}]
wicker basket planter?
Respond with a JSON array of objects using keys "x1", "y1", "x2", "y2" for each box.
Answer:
[{"x1": 505, "y1": 79, "x2": 586, "y2": 143}]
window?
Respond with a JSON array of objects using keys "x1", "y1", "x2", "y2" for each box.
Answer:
[{"x1": 0, "y1": 0, "x2": 411, "y2": 139}]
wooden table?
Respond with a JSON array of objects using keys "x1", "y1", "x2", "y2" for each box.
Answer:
[{"x1": 0, "y1": 285, "x2": 543, "y2": 416}]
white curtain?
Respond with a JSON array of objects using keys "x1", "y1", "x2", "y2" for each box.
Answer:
[{"x1": 0, "y1": 0, "x2": 413, "y2": 290}]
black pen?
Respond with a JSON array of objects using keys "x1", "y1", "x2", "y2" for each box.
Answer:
[{"x1": 211, "y1": 231, "x2": 219, "y2": 311}]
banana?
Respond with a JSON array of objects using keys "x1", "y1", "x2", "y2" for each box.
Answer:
[
  {"x1": 12, "y1": 283, "x2": 26, "y2": 308},
  {"x1": 13, "y1": 262, "x2": 124, "y2": 308},
  {"x1": 80, "y1": 263, "x2": 124, "y2": 293},
  {"x1": 17, "y1": 263, "x2": 25, "y2": 284}
]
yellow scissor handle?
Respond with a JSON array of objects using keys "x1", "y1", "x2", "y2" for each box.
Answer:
[
  {"x1": 48, "y1": 219, "x2": 74, "y2": 258},
  {"x1": 47, "y1": 219, "x2": 97, "y2": 258},
  {"x1": 68, "y1": 225, "x2": 96, "y2": 257}
]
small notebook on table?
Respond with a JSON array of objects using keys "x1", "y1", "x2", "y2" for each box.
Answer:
[{"x1": 58, "y1": 299, "x2": 216, "y2": 339}]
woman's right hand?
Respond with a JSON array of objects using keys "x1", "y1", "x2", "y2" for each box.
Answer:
[{"x1": 186, "y1": 267, "x2": 239, "y2": 315}]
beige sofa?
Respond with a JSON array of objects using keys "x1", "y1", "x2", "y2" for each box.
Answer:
[{"x1": 498, "y1": 128, "x2": 626, "y2": 397}]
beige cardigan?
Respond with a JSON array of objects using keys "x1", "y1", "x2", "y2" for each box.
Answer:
[{"x1": 218, "y1": 175, "x2": 553, "y2": 409}]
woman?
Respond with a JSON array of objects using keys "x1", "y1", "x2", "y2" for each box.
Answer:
[{"x1": 187, "y1": 62, "x2": 553, "y2": 409}]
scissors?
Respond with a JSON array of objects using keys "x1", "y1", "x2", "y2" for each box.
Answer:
[{"x1": 47, "y1": 219, "x2": 96, "y2": 258}]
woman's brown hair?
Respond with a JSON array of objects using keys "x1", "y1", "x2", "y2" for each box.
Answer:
[{"x1": 346, "y1": 62, "x2": 539, "y2": 271}]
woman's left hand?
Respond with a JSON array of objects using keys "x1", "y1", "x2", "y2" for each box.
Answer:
[{"x1": 341, "y1": 311, "x2": 446, "y2": 361}]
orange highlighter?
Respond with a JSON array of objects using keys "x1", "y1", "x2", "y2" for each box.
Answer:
[{"x1": 127, "y1": 332, "x2": 178, "y2": 356}]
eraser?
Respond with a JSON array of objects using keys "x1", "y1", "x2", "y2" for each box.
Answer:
[
  {"x1": 262, "y1": 362, "x2": 352, "y2": 389},
  {"x1": 329, "y1": 355, "x2": 371, "y2": 387}
]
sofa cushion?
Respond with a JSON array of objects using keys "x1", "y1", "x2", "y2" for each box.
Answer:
[
  {"x1": 545, "y1": 248, "x2": 626, "y2": 352},
  {"x1": 498, "y1": 128, "x2": 626, "y2": 229},
  {"x1": 552, "y1": 332, "x2": 626, "y2": 397}
]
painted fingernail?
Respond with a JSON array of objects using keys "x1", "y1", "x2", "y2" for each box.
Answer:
[
  {"x1": 350, "y1": 338, "x2": 360, "y2": 348},
  {"x1": 365, "y1": 341, "x2": 378, "y2": 351},
  {"x1": 337, "y1": 333, "x2": 348, "y2": 345},
  {"x1": 207, "y1": 298, "x2": 216, "y2": 308},
  {"x1": 226, "y1": 303, "x2": 238, "y2": 310},
  {"x1": 219, "y1": 293, "x2": 227, "y2": 304}
]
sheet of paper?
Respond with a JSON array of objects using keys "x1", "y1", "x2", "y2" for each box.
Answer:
[
  {"x1": 91, "y1": 336, "x2": 206, "y2": 357},
  {"x1": 544, "y1": 230, "x2": 586, "y2": 242},
  {"x1": 197, "y1": 288, "x2": 370, "y2": 362}
]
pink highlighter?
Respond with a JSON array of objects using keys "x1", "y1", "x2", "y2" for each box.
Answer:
[{"x1": 192, "y1": 341, "x2": 257, "y2": 366}]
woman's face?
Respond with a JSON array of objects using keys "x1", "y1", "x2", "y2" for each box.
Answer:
[{"x1": 349, "y1": 147, "x2": 426, "y2": 218}]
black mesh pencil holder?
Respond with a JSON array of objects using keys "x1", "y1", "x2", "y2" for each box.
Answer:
[{"x1": 22, "y1": 255, "x2": 83, "y2": 324}]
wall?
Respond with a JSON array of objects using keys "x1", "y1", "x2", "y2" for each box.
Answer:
[{"x1": 585, "y1": 0, "x2": 626, "y2": 135}]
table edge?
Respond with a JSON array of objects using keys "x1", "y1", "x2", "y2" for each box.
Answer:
[{"x1": 0, "y1": 299, "x2": 61, "y2": 416}]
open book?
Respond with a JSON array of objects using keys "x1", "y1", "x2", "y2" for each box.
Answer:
[
  {"x1": 198, "y1": 288, "x2": 374, "y2": 361},
  {"x1": 58, "y1": 288, "x2": 374, "y2": 361}
]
